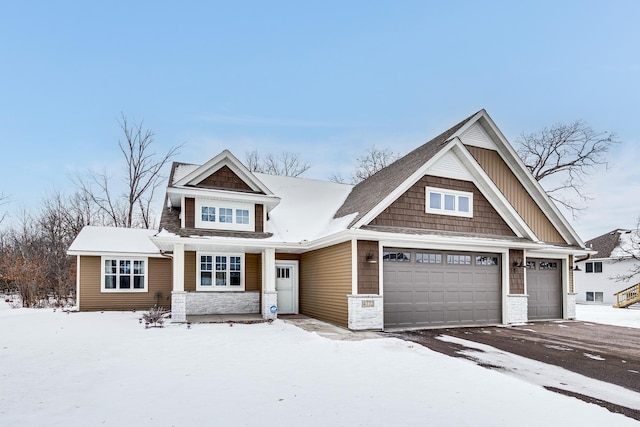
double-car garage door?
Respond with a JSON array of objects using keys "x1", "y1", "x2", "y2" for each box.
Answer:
[{"x1": 383, "y1": 248, "x2": 501, "y2": 329}]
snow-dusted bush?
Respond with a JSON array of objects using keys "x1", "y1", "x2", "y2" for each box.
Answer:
[{"x1": 141, "y1": 307, "x2": 169, "y2": 328}]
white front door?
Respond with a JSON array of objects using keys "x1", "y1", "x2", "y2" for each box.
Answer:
[{"x1": 276, "y1": 262, "x2": 298, "y2": 314}]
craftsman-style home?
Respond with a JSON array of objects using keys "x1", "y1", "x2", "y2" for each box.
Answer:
[{"x1": 68, "y1": 110, "x2": 590, "y2": 330}]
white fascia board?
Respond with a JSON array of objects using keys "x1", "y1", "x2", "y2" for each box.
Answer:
[
  {"x1": 352, "y1": 136, "x2": 538, "y2": 242},
  {"x1": 471, "y1": 113, "x2": 585, "y2": 248},
  {"x1": 174, "y1": 150, "x2": 273, "y2": 195},
  {"x1": 449, "y1": 139, "x2": 538, "y2": 241},
  {"x1": 66, "y1": 250, "x2": 165, "y2": 258},
  {"x1": 167, "y1": 186, "x2": 281, "y2": 211},
  {"x1": 352, "y1": 140, "x2": 457, "y2": 229}
]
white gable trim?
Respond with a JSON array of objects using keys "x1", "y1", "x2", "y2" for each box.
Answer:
[
  {"x1": 352, "y1": 138, "x2": 539, "y2": 241},
  {"x1": 173, "y1": 149, "x2": 273, "y2": 195},
  {"x1": 451, "y1": 111, "x2": 584, "y2": 247}
]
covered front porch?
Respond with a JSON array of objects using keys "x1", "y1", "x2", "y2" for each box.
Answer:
[{"x1": 167, "y1": 242, "x2": 288, "y2": 322}]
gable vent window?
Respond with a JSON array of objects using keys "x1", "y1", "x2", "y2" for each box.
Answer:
[{"x1": 425, "y1": 187, "x2": 473, "y2": 218}]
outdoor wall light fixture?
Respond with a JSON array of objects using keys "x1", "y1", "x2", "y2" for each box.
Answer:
[
  {"x1": 366, "y1": 250, "x2": 378, "y2": 263},
  {"x1": 572, "y1": 265, "x2": 582, "y2": 271},
  {"x1": 512, "y1": 259, "x2": 526, "y2": 268}
]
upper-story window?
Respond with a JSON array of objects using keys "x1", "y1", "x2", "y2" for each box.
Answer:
[
  {"x1": 425, "y1": 187, "x2": 473, "y2": 218},
  {"x1": 585, "y1": 261, "x2": 603, "y2": 273},
  {"x1": 195, "y1": 199, "x2": 254, "y2": 232}
]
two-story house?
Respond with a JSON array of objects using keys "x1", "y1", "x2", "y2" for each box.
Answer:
[{"x1": 68, "y1": 110, "x2": 590, "y2": 330}]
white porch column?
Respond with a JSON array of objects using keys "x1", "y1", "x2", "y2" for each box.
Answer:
[
  {"x1": 171, "y1": 243, "x2": 186, "y2": 322},
  {"x1": 173, "y1": 243, "x2": 185, "y2": 292},
  {"x1": 262, "y1": 248, "x2": 277, "y2": 320}
]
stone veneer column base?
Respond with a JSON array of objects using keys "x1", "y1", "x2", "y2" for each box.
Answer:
[
  {"x1": 348, "y1": 295, "x2": 383, "y2": 330},
  {"x1": 262, "y1": 291, "x2": 278, "y2": 320},
  {"x1": 171, "y1": 291, "x2": 187, "y2": 323},
  {"x1": 505, "y1": 294, "x2": 528, "y2": 324},
  {"x1": 566, "y1": 293, "x2": 577, "y2": 319}
]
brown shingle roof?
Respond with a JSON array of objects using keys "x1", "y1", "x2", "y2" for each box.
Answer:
[
  {"x1": 334, "y1": 111, "x2": 480, "y2": 227},
  {"x1": 584, "y1": 229, "x2": 628, "y2": 258}
]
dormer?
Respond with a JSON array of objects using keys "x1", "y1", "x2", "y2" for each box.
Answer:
[{"x1": 164, "y1": 150, "x2": 280, "y2": 236}]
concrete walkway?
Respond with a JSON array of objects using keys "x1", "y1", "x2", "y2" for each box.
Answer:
[
  {"x1": 280, "y1": 315, "x2": 383, "y2": 341},
  {"x1": 185, "y1": 313, "x2": 382, "y2": 341}
]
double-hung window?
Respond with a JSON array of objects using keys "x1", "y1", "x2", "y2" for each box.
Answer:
[
  {"x1": 425, "y1": 187, "x2": 473, "y2": 218},
  {"x1": 102, "y1": 258, "x2": 147, "y2": 292},
  {"x1": 197, "y1": 253, "x2": 244, "y2": 291}
]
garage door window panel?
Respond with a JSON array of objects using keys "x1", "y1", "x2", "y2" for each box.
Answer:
[
  {"x1": 383, "y1": 251, "x2": 411, "y2": 262},
  {"x1": 416, "y1": 253, "x2": 442, "y2": 264},
  {"x1": 447, "y1": 254, "x2": 471, "y2": 265}
]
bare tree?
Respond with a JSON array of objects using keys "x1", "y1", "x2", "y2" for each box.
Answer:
[
  {"x1": 331, "y1": 146, "x2": 400, "y2": 184},
  {"x1": 609, "y1": 224, "x2": 640, "y2": 283},
  {"x1": 245, "y1": 150, "x2": 310, "y2": 177},
  {"x1": 77, "y1": 114, "x2": 180, "y2": 228},
  {"x1": 0, "y1": 193, "x2": 9, "y2": 224},
  {"x1": 516, "y1": 120, "x2": 618, "y2": 218}
]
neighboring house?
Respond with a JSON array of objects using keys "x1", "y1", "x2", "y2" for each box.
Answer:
[
  {"x1": 574, "y1": 229, "x2": 640, "y2": 306},
  {"x1": 68, "y1": 109, "x2": 590, "y2": 330}
]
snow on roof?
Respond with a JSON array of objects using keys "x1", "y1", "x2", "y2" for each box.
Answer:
[
  {"x1": 610, "y1": 229, "x2": 640, "y2": 259},
  {"x1": 68, "y1": 226, "x2": 160, "y2": 255},
  {"x1": 254, "y1": 172, "x2": 355, "y2": 242},
  {"x1": 172, "y1": 163, "x2": 199, "y2": 185}
]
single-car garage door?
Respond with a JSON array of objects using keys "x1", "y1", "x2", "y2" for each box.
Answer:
[
  {"x1": 383, "y1": 249, "x2": 501, "y2": 329},
  {"x1": 526, "y1": 258, "x2": 562, "y2": 320}
]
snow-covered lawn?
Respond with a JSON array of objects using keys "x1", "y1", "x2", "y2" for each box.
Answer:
[
  {"x1": 576, "y1": 303, "x2": 640, "y2": 329},
  {"x1": 1, "y1": 303, "x2": 638, "y2": 426}
]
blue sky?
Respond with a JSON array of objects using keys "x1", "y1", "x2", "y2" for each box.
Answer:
[{"x1": 1, "y1": 1, "x2": 639, "y2": 239}]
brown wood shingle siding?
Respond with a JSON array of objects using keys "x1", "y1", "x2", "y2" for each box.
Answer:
[
  {"x1": 78, "y1": 256, "x2": 172, "y2": 311},
  {"x1": 357, "y1": 240, "x2": 379, "y2": 294},
  {"x1": 255, "y1": 204, "x2": 264, "y2": 232},
  {"x1": 184, "y1": 251, "x2": 196, "y2": 291},
  {"x1": 371, "y1": 175, "x2": 515, "y2": 236},
  {"x1": 465, "y1": 146, "x2": 565, "y2": 244},
  {"x1": 299, "y1": 242, "x2": 352, "y2": 328},
  {"x1": 509, "y1": 249, "x2": 525, "y2": 294},
  {"x1": 195, "y1": 165, "x2": 255, "y2": 192},
  {"x1": 185, "y1": 198, "x2": 195, "y2": 228}
]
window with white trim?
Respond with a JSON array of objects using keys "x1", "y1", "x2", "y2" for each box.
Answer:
[
  {"x1": 585, "y1": 261, "x2": 603, "y2": 273},
  {"x1": 102, "y1": 258, "x2": 147, "y2": 292},
  {"x1": 195, "y1": 200, "x2": 254, "y2": 231},
  {"x1": 425, "y1": 187, "x2": 473, "y2": 218},
  {"x1": 197, "y1": 253, "x2": 244, "y2": 290}
]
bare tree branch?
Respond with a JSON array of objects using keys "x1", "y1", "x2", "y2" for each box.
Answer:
[
  {"x1": 331, "y1": 146, "x2": 400, "y2": 184},
  {"x1": 516, "y1": 120, "x2": 619, "y2": 218},
  {"x1": 244, "y1": 150, "x2": 310, "y2": 177}
]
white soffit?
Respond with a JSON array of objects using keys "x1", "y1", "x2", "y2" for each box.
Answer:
[
  {"x1": 459, "y1": 122, "x2": 497, "y2": 150},
  {"x1": 428, "y1": 149, "x2": 473, "y2": 181}
]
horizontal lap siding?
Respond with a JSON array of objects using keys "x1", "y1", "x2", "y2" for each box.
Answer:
[
  {"x1": 79, "y1": 256, "x2": 172, "y2": 311},
  {"x1": 300, "y1": 242, "x2": 352, "y2": 328}
]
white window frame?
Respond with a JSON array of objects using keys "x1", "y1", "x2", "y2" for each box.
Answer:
[
  {"x1": 194, "y1": 199, "x2": 254, "y2": 231},
  {"x1": 585, "y1": 261, "x2": 603, "y2": 274},
  {"x1": 425, "y1": 186, "x2": 473, "y2": 218},
  {"x1": 100, "y1": 256, "x2": 148, "y2": 293},
  {"x1": 196, "y1": 252, "x2": 245, "y2": 291}
]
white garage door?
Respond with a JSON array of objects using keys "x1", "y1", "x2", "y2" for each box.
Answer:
[
  {"x1": 383, "y1": 249, "x2": 502, "y2": 329},
  {"x1": 526, "y1": 258, "x2": 562, "y2": 320}
]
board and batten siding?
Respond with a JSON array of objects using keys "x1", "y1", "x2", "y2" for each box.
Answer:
[
  {"x1": 465, "y1": 145, "x2": 565, "y2": 244},
  {"x1": 78, "y1": 256, "x2": 172, "y2": 311},
  {"x1": 299, "y1": 242, "x2": 352, "y2": 328}
]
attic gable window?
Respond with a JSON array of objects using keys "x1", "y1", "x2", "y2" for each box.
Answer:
[{"x1": 425, "y1": 187, "x2": 473, "y2": 218}]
